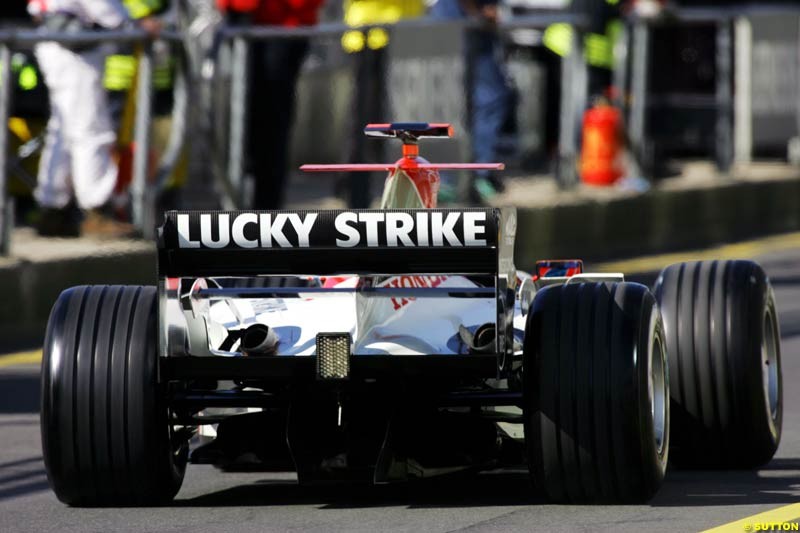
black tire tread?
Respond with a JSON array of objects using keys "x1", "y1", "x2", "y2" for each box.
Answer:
[
  {"x1": 525, "y1": 282, "x2": 667, "y2": 503},
  {"x1": 655, "y1": 260, "x2": 781, "y2": 469},
  {"x1": 41, "y1": 285, "x2": 185, "y2": 506}
]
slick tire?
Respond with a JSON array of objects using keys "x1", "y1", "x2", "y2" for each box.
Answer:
[
  {"x1": 41, "y1": 285, "x2": 187, "y2": 506},
  {"x1": 654, "y1": 261, "x2": 782, "y2": 469},
  {"x1": 523, "y1": 282, "x2": 669, "y2": 503}
]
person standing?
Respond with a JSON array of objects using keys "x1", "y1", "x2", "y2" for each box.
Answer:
[
  {"x1": 104, "y1": 0, "x2": 171, "y2": 94},
  {"x1": 429, "y1": 0, "x2": 513, "y2": 204},
  {"x1": 216, "y1": 0, "x2": 325, "y2": 210},
  {"x1": 341, "y1": 0, "x2": 425, "y2": 208},
  {"x1": 28, "y1": 0, "x2": 161, "y2": 237}
]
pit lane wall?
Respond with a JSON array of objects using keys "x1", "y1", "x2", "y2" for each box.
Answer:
[
  {"x1": 2, "y1": 169, "x2": 800, "y2": 348},
  {"x1": 514, "y1": 168, "x2": 800, "y2": 269},
  {"x1": 0, "y1": 239, "x2": 156, "y2": 350}
]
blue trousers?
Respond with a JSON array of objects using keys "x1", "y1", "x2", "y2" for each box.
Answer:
[{"x1": 429, "y1": 0, "x2": 512, "y2": 175}]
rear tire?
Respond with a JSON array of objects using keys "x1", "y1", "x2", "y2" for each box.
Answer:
[
  {"x1": 41, "y1": 285, "x2": 187, "y2": 506},
  {"x1": 654, "y1": 261, "x2": 782, "y2": 468},
  {"x1": 523, "y1": 282, "x2": 669, "y2": 503}
]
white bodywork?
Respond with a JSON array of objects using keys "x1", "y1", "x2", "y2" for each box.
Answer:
[
  {"x1": 176, "y1": 270, "x2": 623, "y2": 439},
  {"x1": 168, "y1": 272, "x2": 624, "y2": 359},
  {"x1": 201, "y1": 275, "x2": 521, "y2": 357}
]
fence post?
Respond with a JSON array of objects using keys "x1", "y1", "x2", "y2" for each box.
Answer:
[
  {"x1": 613, "y1": 22, "x2": 630, "y2": 111},
  {"x1": 228, "y1": 35, "x2": 249, "y2": 208},
  {"x1": 131, "y1": 42, "x2": 154, "y2": 236},
  {"x1": 556, "y1": 25, "x2": 586, "y2": 188},
  {"x1": 734, "y1": 16, "x2": 753, "y2": 164},
  {"x1": 0, "y1": 43, "x2": 13, "y2": 256},
  {"x1": 629, "y1": 20, "x2": 650, "y2": 178},
  {"x1": 716, "y1": 19, "x2": 734, "y2": 174}
]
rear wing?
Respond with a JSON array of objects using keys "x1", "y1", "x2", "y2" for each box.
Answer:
[
  {"x1": 364, "y1": 122, "x2": 454, "y2": 141},
  {"x1": 158, "y1": 208, "x2": 517, "y2": 279},
  {"x1": 158, "y1": 207, "x2": 518, "y2": 368},
  {"x1": 299, "y1": 123, "x2": 505, "y2": 174}
]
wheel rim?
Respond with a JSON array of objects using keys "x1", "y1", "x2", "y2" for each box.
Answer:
[
  {"x1": 168, "y1": 408, "x2": 190, "y2": 471},
  {"x1": 762, "y1": 306, "x2": 780, "y2": 434},
  {"x1": 650, "y1": 331, "x2": 668, "y2": 455}
]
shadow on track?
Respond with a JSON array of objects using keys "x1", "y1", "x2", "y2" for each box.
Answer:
[
  {"x1": 173, "y1": 459, "x2": 800, "y2": 509},
  {"x1": 0, "y1": 456, "x2": 43, "y2": 470},
  {"x1": 0, "y1": 371, "x2": 40, "y2": 414},
  {"x1": 653, "y1": 458, "x2": 800, "y2": 507},
  {"x1": 777, "y1": 309, "x2": 800, "y2": 339},
  {"x1": 0, "y1": 456, "x2": 48, "y2": 502},
  {"x1": 175, "y1": 470, "x2": 543, "y2": 509},
  {"x1": 0, "y1": 479, "x2": 50, "y2": 502}
]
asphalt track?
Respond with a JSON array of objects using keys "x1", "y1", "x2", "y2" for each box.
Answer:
[{"x1": 2, "y1": 240, "x2": 800, "y2": 532}]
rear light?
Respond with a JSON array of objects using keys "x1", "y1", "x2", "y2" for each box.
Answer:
[
  {"x1": 535, "y1": 260, "x2": 584, "y2": 279},
  {"x1": 316, "y1": 333, "x2": 352, "y2": 380}
]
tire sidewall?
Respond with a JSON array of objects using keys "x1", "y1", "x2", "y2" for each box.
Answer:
[
  {"x1": 746, "y1": 274, "x2": 782, "y2": 453},
  {"x1": 144, "y1": 297, "x2": 188, "y2": 499},
  {"x1": 636, "y1": 298, "x2": 669, "y2": 486},
  {"x1": 764, "y1": 285, "x2": 783, "y2": 445}
]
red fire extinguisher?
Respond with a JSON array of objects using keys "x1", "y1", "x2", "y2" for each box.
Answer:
[{"x1": 580, "y1": 101, "x2": 624, "y2": 186}]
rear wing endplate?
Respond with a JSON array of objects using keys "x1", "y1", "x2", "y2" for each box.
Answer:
[{"x1": 364, "y1": 122, "x2": 454, "y2": 142}]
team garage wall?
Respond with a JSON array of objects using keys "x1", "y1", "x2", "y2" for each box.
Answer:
[{"x1": 750, "y1": 14, "x2": 800, "y2": 155}]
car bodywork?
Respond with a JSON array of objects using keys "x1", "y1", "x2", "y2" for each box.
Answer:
[
  {"x1": 153, "y1": 123, "x2": 631, "y2": 483},
  {"x1": 157, "y1": 205, "x2": 624, "y2": 482}
]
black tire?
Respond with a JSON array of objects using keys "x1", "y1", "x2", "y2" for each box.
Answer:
[
  {"x1": 524, "y1": 282, "x2": 669, "y2": 503},
  {"x1": 41, "y1": 285, "x2": 187, "y2": 506},
  {"x1": 654, "y1": 261, "x2": 782, "y2": 468}
]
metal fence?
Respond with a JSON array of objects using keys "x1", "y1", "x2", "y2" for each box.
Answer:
[
  {"x1": 216, "y1": 12, "x2": 591, "y2": 209},
  {"x1": 3, "y1": 3, "x2": 799, "y2": 256},
  {"x1": 621, "y1": 2, "x2": 800, "y2": 175},
  {"x1": 0, "y1": 12, "x2": 591, "y2": 255},
  {"x1": 0, "y1": 28, "x2": 186, "y2": 252}
]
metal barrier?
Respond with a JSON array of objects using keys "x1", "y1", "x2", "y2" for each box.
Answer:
[
  {"x1": 0, "y1": 11, "x2": 590, "y2": 254},
  {"x1": 3, "y1": 5, "x2": 800, "y2": 256},
  {"x1": 624, "y1": 2, "x2": 800, "y2": 175},
  {"x1": 0, "y1": 28, "x2": 186, "y2": 253},
  {"x1": 217, "y1": 12, "x2": 591, "y2": 209},
  {"x1": 0, "y1": 42, "x2": 11, "y2": 255}
]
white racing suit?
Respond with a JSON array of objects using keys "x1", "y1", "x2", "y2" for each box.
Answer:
[{"x1": 29, "y1": 0, "x2": 130, "y2": 210}]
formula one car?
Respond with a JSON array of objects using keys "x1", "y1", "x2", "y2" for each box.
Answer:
[{"x1": 40, "y1": 123, "x2": 782, "y2": 506}]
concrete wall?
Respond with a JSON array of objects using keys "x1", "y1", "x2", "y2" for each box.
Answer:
[{"x1": 3, "y1": 171, "x2": 800, "y2": 348}]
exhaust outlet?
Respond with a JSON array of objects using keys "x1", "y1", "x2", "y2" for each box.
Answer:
[
  {"x1": 457, "y1": 323, "x2": 496, "y2": 354},
  {"x1": 472, "y1": 324, "x2": 496, "y2": 353},
  {"x1": 240, "y1": 324, "x2": 279, "y2": 356}
]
